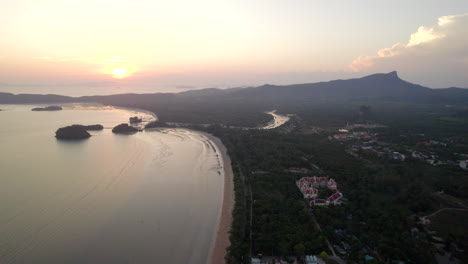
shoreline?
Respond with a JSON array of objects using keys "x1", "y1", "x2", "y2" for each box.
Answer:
[
  {"x1": 106, "y1": 105, "x2": 234, "y2": 263},
  {"x1": 112, "y1": 105, "x2": 159, "y2": 121},
  {"x1": 199, "y1": 132, "x2": 234, "y2": 264}
]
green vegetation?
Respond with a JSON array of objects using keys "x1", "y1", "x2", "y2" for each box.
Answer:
[
  {"x1": 2, "y1": 70, "x2": 467, "y2": 263},
  {"x1": 320, "y1": 251, "x2": 329, "y2": 261},
  {"x1": 111, "y1": 123, "x2": 138, "y2": 134},
  {"x1": 429, "y1": 210, "x2": 468, "y2": 263},
  {"x1": 55, "y1": 125, "x2": 91, "y2": 140},
  {"x1": 225, "y1": 169, "x2": 250, "y2": 264},
  {"x1": 191, "y1": 101, "x2": 467, "y2": 264}
]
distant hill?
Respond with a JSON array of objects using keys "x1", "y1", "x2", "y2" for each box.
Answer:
[
  {"x1": 0, "y1": 92, "x2": 75, "y2": 104},
  {"x1": 1, "y1": 71, "x2": 467, "y2": 125}
]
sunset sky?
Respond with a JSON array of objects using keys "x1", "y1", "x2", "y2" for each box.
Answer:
[{"x1": 1, "y1": 0, "x2": 467, "y2": 94}]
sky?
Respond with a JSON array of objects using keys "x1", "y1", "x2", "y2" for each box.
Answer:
[{"x1": 0, "y1": 0, "x2": 467, "y2": 95}]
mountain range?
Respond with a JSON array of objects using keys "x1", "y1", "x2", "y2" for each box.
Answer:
[{"x1": 1, "y1": 71, "x2": 467, "y2": 125}]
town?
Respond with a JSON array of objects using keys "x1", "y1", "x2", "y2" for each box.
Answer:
[{"x1": 329, "y1": 123, "x2": 468, "y2": 170}]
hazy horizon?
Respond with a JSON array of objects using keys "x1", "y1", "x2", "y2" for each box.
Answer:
[{"x1": 1, "y1": 70, "x2": 467, "y2": 97}]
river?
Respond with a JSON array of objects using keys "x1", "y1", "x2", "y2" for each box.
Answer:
[{"x1": 261, "y1": 110, "x2": 290, "y2": 129}]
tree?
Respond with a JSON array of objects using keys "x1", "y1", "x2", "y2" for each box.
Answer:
[
  {"x1": 278, "y1": 241, "x2": 289, "y2": 257},
  {"x1": 320, "y1": 251, "x2": 329, "y2": 262},
  {"x1": 294, "y1": 243, "x2": 306, "y2": 258}
]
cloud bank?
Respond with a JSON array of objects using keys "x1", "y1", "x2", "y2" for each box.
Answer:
[{"x1": 349, "y1": 13, "x2": 468, "y2": 88}]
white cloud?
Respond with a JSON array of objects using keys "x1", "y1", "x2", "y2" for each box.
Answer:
[{"x1": 349, "y1": 13, "x2": 468, "y2": 87}]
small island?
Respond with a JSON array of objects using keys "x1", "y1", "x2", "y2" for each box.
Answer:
[
  {"x1": 129, "y1": 116, "x2": 142, "y2": 124},
  {"x1": 55, "y1": 125, "x2": 91, "y2": 140},
  {"x1": 112, "y1": 123, "x2": 138, "y2": 134},
  {"x1": 32, "y1": 106, "x2": 63, "y2": 111},
  {"x1": 55, "y1": 124, "x2": 103, "y2": 140}
]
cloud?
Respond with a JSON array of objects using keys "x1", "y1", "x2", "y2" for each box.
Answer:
[{"x1": 349, "y1": 13, "x2": 468, "y2": 87}]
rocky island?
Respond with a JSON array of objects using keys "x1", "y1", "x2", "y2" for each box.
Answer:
[
  {"x1": 112, "y1": 123, "x2": 138, "y2": 134},
  {"x1": 55, "y1": 125, "x2": 91, "y2": 140},
  {"x1": 55, "y1": 124, "x2": 103, "y2": 140},
  {"x1": 32, "y1": 106, "x2": 63, "y2": 111},
  {"x1": 129, "y1": 116, "x2": 142, "y2": 124}
]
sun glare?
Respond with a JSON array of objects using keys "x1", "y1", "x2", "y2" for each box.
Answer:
[{"x1": 112, "y1": 68, "x2": 128, "y2": 79}]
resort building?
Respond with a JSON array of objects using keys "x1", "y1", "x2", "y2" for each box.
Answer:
[
  {"x1": 327, "y1": 179, "x2": 337, "y2": 190},
  {"x1": 296, "y1": 176, "x2": 343, "y2": 206}
]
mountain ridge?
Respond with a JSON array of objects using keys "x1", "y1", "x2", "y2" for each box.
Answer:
[{"x1": 0, "y1": 71, "x2": 466, "y2": 106}]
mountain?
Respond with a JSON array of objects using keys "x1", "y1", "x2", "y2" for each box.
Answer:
[
  {"x1": 1, "y1": 72, "x2": 467, "y2": 125},
  {"x1": 83, "y1": 71, "x2": 467, "y2": 106},
  {"x1": 224, "y1": 71, "x2": 464, "y2": 103},
  {"x1": 0, "y1": 92, "x2": 75, "y2": 104}
]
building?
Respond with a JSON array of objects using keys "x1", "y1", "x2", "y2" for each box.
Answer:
[
  {"x1": 297, "y1": 176, "x2": 344, "y2": 206},
  {"x1": 303, "y1": 187, "x2": 318, "y2": 199},
  {"x1": 392, "y1": 152, "x2": 406, "y2": 161},
  {"x1": 319, "y1": 177, "x2": 328, "y2": 188},
  {"x1": 327, "y1": 191, "x2": 343, "y2": 205},
  {"x1": 327, "y1": 179, "x2": 337, "y2": 190},
  {"x1": 460, "y1": 160, "x2": 468, "y2": 170},
  {"x1": 310, "y1": 199, "x2": 328, "y2": 206},
  {"x1": 251, "y1": 258, "x2": 261, "y2": 264},
  {"x1": 305, "y1": 255, "x2": 318, "y2": 264}
]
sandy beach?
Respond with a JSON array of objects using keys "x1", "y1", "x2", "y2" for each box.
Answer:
[{"x1": 201, "y1": 132, "x2": 234, "y2": 264}]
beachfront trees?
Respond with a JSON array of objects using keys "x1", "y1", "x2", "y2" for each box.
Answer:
[
  {"x1": 320, "y1": 251, "x2": 329, "y2": 261},
  {"x1": 293, "y1": 243, "x2": 306, "y2": 258}
]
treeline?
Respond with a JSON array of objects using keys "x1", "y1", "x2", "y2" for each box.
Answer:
[
  {"x1": 198, "y1": 124, "x2": 454, "y2": 263},
  {"x1": 225, "y1": 169, "x2": 250, "y2": 264}
]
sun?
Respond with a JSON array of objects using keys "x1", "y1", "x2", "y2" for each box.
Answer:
[
  {"x1": 112, "y1": 68, "x2": 128, "y2": 79},
  {"x1": 100, "y1": 57, "x2": 138, "y2": 78}
]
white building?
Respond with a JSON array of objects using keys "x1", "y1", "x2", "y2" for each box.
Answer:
[{"x1": 460, "y1": 160, "x2": 468, "y2": 170}]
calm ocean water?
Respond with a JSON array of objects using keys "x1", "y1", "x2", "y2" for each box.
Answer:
[{"x1": 0, "y1": 104, "x2": 224, "y2": 263}]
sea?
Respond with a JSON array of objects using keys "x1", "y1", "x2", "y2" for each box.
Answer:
[{"x1": 0, "y1": 104, "x2": 224, "y2": 263}]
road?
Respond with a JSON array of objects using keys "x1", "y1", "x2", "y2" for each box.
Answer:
[{"x1": 421, "y1": 207, "x2": 468, "y2": 222}]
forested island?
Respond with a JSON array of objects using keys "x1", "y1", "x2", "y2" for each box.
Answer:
[
  {"x1": 55, "y1": 125, "x2": 91, "y2": 140},
  {"x1": 32, "y1": 106, "x2": 63, "y2": 111},
  {"x1": 129, "y1": 116, "x2": 142, "y2": 124},
  {"x1": 55, "y1": 124, "x2": 103, "y2": 140},
  {"x1": 112, "y1": 123, "x2": 138, "y2": 134}
]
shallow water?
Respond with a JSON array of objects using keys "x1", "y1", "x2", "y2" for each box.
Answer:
[
  {"x1": 261, "y1": 110, "x2": 290, "y2": 129},
  {"x1": 0, "y1": 104, "x2": 224, "y2": 264}
]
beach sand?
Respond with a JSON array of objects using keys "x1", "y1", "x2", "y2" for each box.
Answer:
[{"x1": 202, "y1": 132, "x2": 234, "y2": 264}]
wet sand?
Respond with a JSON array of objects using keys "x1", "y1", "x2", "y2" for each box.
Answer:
[{"x1": 200, "y1": 132, "x2": 234, "y2": 264}]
